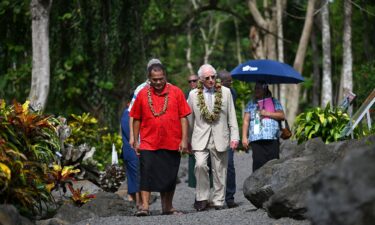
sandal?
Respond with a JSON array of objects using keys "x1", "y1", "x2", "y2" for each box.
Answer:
[
  {"x1": 135, "y1": 209, "x2": 150, "y2": 217},
  {"x1": 162, "y1": 208, "x2": 184, "y2": 215}
]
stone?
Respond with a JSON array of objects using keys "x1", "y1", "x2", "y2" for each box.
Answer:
[
  {"x1": 51, "y1": 203, "x2": 97, "y2": 224},
  {"x1": 307, "y1": 135, "x2": 375, "y2": 225},
  {"x1": 243, "y1": 135, "x2": 375, "y2": 219},
  {"x1": 0, "y1": 204, "x2": 33, "y2": 225},
  {"x1": 81, "y1": 191, "x2": 135, "y2": 217}
]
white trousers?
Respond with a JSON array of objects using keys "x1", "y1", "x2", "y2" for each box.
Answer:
[{"x1": 194, "y1": 132, "x2": 228, "y2": 206}]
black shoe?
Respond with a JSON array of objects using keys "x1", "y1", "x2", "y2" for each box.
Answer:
[
  {"x1": 194, "y1": 200, "x2": 208, "y2": 211},
  {"x1": 226, "y1": 201, "x2": 239, "y2": 208}
]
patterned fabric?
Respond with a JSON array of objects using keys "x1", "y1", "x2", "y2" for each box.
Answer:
[
  {"x1": 244, "y1": 98, "x2": 283, "y2": 142},
  {"x1": 128, "y1": 81, "x2": 149, "y2": 112}
]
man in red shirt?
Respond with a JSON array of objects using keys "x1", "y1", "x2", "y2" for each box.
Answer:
[{"x1": 130, "y1": 61, "x2": 191, "y2": 216}]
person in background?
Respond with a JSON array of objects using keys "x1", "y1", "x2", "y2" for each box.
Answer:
[
  {"x1": 185, "y1": 74, "x2": 199, "y2": 189},
  {"x1": 217, "y1": 70, "x2": 239, "y2": 208},
  {"x1": 130, "y1": 60, "x2": 191, "y2": 216},
  {"x1": 185, "y1": 74, "x2": 199, "y2": 99},
  {"x1": 187, "y1": 64, "x2": 239, "y2": 211},
  {"x1": 242, "y1": 81, "x2": 285, "y2": 172},
  {"x1": 120, "y1": 92, "x2": 142, "y2": 209}
]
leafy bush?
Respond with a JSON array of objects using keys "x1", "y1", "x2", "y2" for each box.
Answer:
[
  {"x1": 65, "y1": 112, "x2": 122, "y2": 171},
  {"x1": 65, "y1": 113, "x2": 106, "y2": 146},
  {"x1": 0, "y1": 100, "x2": 60, "y2": 216},
  {"x1": 293, "y1": 104, "x2": 359, "y2": 144},
  {"x1": 94, "y1": 133, "x2": 122, "y2": 171}
]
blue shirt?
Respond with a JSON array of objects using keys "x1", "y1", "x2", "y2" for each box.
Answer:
[{"x1": 245, "y1": 98, "x2": 283, "y2": 142}]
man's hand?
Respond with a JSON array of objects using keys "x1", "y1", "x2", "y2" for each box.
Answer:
[
  {"x1": 133, "y1": 141, "x2": 140, "y2": 156},
  {"x1": 179, "y1": 139, "x2": 190, "y2": 154},
  {"x1": 242, "y1": 138, "x2": 249, "y2": 150},
  {"x1": 230, "y1": 140, "x2": 239, "y2": 150}
]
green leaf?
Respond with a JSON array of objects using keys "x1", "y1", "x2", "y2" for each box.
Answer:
[{"x1": 306, "y1": 112, "x2": 312, "y2": 122}]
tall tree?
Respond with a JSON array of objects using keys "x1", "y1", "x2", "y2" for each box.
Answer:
[
  {"x1": 338, "y1": 0, "x2": 353, "y2": 102},
  {"x1": 321, "y1": 0, "x2": 332, "y2": 107},
  {"x1": 248, "y1": 0, "x2": 277, "y2": 59},
  {"x1": 311, "y1": 25, "x2": 320, "y2": 107},
  {"x1": 277, "y1": 0, "x2": 287, "y2": 107},
  {"x1": 29, "y1": 0, "x2": 52, "y2": 110},
  {"x1": 287, "y1": 0, "x2": 316, "y2": 125}
]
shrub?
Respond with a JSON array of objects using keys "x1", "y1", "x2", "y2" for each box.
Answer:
[
  {"x1": 293, "y1": 103, "x2": 359, "y2": 144},
  {"x1": 0, "y1": 100, "x2": 60, "y2": 217},
  {"x1": 65, "y1": 113, "x2": 122, "y2": 171}
]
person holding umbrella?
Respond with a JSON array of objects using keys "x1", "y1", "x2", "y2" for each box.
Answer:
[
  {"x1": 241, "y1": 81, "x2": 285, "y2": 172},
  {"x1": 231, "y1": 59, "x2": 304, "y2": 171}
]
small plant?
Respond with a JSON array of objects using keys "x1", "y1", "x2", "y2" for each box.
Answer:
[
  {"x1": 98, "y1": 164, "x2": 125, "y2": 192},
  {"x1": 294, "y1": 103, "x2": 359, "y2": 144},
  {"x1": 67, "y1": 184, "x2": 95, "y2": 206},
  {"x1": 47, "y1": 164, "x2": 81, "y2": 193}
]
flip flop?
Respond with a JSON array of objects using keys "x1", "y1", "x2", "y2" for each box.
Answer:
[{"x1": 135, "y1": 209, "x2": 150, "y2": 217}]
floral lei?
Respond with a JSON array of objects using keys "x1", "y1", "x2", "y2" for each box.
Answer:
[
  {"x1": 197, "y1": 79, "x2": 222, "y2": 123},
  {"x1": 147, "y1": 85, "x2": 169, "y2": 117}
]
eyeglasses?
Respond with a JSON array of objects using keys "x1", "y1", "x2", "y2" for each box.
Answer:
[
  {"x1": 188, "y1": 79, "x2": 198, "y2": 83},
  {"x1": 204, "y1": 75, "x2": 216, "y2": 81}
]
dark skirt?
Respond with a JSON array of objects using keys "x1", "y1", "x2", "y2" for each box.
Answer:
[
  {"x1": 139, "y1": 149, "x2": 181, "y2": 192},
  {"x1": 250, "y1": 139, "x2": 280, "y2": 172}
]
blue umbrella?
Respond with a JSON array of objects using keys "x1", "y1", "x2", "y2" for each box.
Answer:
[{"x1": 231, "y1": 59, "x2": 304, "y2": 84}]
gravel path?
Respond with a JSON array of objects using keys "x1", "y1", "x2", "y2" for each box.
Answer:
[{"x1": 74, "y1": 151, "x2": 311, "y2": 225}]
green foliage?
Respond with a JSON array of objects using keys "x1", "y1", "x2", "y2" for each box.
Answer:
[
  {"x1": 94, "y1": 133, "x2": 122, "y2": 171},
  {"x1": 293, "y1": 103, "x2": 359, "y2": 144},
  {"x1": 0, "y1": 100, "x2": 59, "y2": 217},
  {"x1": 65, "y1": 112, "x2": 122, "y2": 171},
  {"x1": 65, "y1": 113, "x2": 106, "y2": 146},
  {"x1": 353, "y1": 61, "x2": 375, "y2": 111}
]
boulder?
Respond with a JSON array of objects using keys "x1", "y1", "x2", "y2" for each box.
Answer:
[
  {"x1": 243, "y1": 138, "x2": 335, "y2": 209},
  {"x1": 81, "y1": 191, "x2": 135, "y2": 217},
  {"x1": 0, "y1": 204, "x2": 33, "y2": 225},
  {"x1": 38, "y1": 191, "x2": 135, "y2": 224},
  {"x1": 243, "y1": 136, "x2": 375, "y2": 219},
  {"x1": 307, "y1": 135, "x2": 375, "y2": 225},
  {"x1": 42, "y1": 204, "x2": 96, "y2": 224}
]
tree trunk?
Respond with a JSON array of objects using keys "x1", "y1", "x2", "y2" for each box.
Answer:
[
  {"x1": 311, "y1": 26, "x2": 320, "y2": 107},
  {"x1": 338, "y1": 0, "x2": 353, "y2": 103},
  {"x1": 321, "y1": 0, "x2": 332, "y2": 107},
  {"x1": 287, "y1": 0, "x2": 316, "y2": 125},
  {"x1": 248, "y1": 0, "x2": 277, "y2": 60},
  {"x1": 29, "y1": 0, "x2": 52, "y2": 111},
  {"x1": 277, "y1": 0, "x2": 286, "y2": 106},
  {"x1": 234, "y1": 18, "x2": 242, "y2": 64},
  {"x1": 186, "y1": 18, "x2": 195, "y2": 74}
]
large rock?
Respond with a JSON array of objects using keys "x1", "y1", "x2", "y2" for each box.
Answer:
[
  {"x1": 81, "y1": 191, "x2": 135, "y2": 217},
  {"x1": 41, "y1": 204, "x2": 96, "y2": 225},
  {"x1": 243, "y1": 136, "x2": 374, "y2": 219},
  {"x1": 243, "y1": 138, "x2": 336, "y2": 209},
  {"x1": 307, "y1": 135, "x2": 375, "y2": 225},
  {"x1": 38, "y1": 191, "x2": 135, "y2": 224},
  {"x1": 0, "y1": 204, "x2": 33, "y2": 225}
]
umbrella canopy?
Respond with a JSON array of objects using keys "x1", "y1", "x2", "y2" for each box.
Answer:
[{"x1": 231, "y1": 59, "x2": 304, "y2": 84}]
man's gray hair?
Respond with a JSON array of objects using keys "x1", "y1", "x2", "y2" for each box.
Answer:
[
  {"x1": 197, "y1": 64, "x2": 217, "y2": 79},
  {"x1": 147, "y1": 58, "x2": 162, "y2": 70}
]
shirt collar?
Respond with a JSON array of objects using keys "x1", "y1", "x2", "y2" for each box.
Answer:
[{"x1": 203, "y1": 86, "x2": 214, "y2": 93}]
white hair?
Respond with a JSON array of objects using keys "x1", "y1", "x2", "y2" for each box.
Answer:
[{"x1": 197, "y1": 64, "x2": 216, "y2": 80}]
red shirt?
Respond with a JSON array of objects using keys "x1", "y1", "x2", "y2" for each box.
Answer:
[{"x1": 130, "y1": 84, "x2": 191, "y2": 151}]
